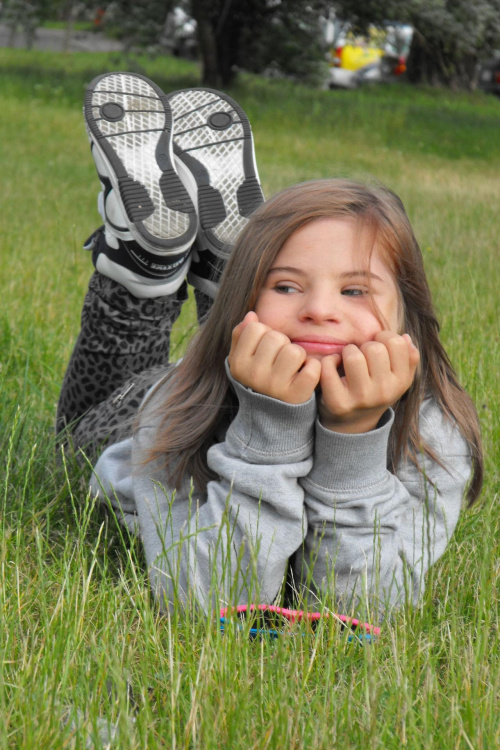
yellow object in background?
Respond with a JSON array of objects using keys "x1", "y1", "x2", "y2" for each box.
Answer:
[{"x1": 338, "y1": 44, "x2": 383, "y2": 71}]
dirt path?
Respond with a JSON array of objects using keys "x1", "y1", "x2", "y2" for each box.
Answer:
[{"x1": 0, "y1": 22, "x2": 124, "y2": 53}]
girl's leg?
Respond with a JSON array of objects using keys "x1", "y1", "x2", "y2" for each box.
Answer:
[
  {"x1": 56, "y1": 72, "x2": 199, "y2": 459},
  {"x1": 56, "y1": 263, "x2": 188, "y2": 461}
]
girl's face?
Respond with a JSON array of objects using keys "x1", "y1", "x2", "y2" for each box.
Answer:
[{"x1": 255, "y1": 217, "x2": 401, "y2": 360}]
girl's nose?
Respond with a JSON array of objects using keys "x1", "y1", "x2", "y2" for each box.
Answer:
[{"x1": 298, "y1": 289, "x2": 341, "y2": 323}]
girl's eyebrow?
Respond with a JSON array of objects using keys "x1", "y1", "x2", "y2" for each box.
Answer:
[
  {"x1": 340, "y1": 270, "x2": 384, "y2": 282},
  {"x1": 267, "y1": 266, "x2": 305, "y2": 275},
  {"x1": 267, "y1": 267, "x2": 385, "y2": 282}
]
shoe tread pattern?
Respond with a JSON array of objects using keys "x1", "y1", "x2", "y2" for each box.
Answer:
[
  {"x1": 197, "y1": 185, "x2": 227, "y2": 229},
  {"x1": 167, "y1": 88, "x2": 264, "y2": 257},
  {"x1": 159, "y1": 169, "x2": 197, "y2": 213},
  {"x1": 237, "y1": 177, "x2": 265, "y2": 218},
  {"x1": 85, "y1": 72, "x2": 196, "y2": 253},
  {"x1": 118, "y1": 177, "x2": 155, "y2": 222}
]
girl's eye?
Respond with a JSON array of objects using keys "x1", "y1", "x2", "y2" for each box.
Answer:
[
  {"x1": 274, "y1": 284, "x2": 299, "y2": 294},
  {"x1": 342, "y1": 287, "x2": 368, "y2": 297}
]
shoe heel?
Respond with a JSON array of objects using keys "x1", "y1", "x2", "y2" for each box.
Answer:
[
  {"x1": 198, "y1": 185, "x2": 227, "y2": 229},
  {"x1": 237, "y1": 177, "x2": 265, "y2": 218},
  {"x1": 118, "y1": 176, "x2": 155, "y2": 222}
]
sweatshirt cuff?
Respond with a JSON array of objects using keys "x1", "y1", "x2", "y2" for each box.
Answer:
[
  {"x1": 305, "y1": 408, "x2": 394, "y2": 491},
  {"x1": 224, "y1": 359, "x2": 316, "y2": 463}
]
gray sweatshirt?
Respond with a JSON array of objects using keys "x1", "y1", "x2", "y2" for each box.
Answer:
[{"x1": 90, "y1": 363, "x2": 471, "y2": 616}]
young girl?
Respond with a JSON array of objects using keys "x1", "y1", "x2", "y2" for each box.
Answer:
[{"x1": 58, "y1": 73, "x2": 483, "y2": 618}]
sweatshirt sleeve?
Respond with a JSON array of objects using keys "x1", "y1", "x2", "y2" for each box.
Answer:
[
  {"x1": 294, "y1": 398, "x2": 471, "y2": 614},
  {"x1": 131, "y1": 365, "x2": 317, "y2": 612}
]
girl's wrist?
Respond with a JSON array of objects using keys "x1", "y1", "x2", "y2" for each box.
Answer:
[{"x1": 319, "y1": 408, "x2": 387, "y2": 434}]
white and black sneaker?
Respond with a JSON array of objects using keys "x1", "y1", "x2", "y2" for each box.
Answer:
[
  {"x1": 82, "y1": 225, "x2": 193, "y2": 299},
  {"x1": 165, "y1": 87, "x2": 264, "y2": 297},
  {"x1": 84, "y1": 72, "x2": 198, "y2": 297}
]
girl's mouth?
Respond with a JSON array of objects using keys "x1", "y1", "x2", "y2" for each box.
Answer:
[{"x1": 292, "y1": 339, "x2": 346, "y2": 356}]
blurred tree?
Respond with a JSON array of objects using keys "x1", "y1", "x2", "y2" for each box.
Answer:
[
  {"x1": 3, "y1": 0, "x2": 95, "y2": 49},
  {"x1": 331, "y1": 0, "x2": 500, "y2": 89},
  {"x1": 403, "y1": 0, "x2": 500, "y2": 88},
  {"x1": 59, "y1": 0, "x2": 92, "y2": 52},
  {"x1": 191, "y1": 0, "x2": 328, "y2": 87},
  {"x1": 104, "y1": 0, "x2": 328, "y2": 86},
  {"x1": 3, "y1": 0, "x2": 53, "y2": 47},
  {"x1": 104, "y1": 0, "x2": 177, "y2": 53},
  {"x1": 189, "y1": 0, "x2": 325, "y2": 86}
]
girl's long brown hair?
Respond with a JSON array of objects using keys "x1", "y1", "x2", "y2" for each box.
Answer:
[{"x1": 144, "y1": 179, "x2": 483, "y2": 505}]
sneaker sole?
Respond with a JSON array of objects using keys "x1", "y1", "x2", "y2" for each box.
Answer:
[
  {"x1": 84, "y1": 72, "x2": 198, "y2": 255},
  {"x1": 166, "y1": 88, "x2": 264, "y2": 259}
]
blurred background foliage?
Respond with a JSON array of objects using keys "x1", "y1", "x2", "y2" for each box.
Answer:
[{"x1": 2, "y1": 1, "x2": 500, "y2": 87}]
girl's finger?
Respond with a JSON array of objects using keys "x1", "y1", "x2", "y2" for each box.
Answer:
[
  {"x1": 273, "y1": 341, "x2": 307, "y2": 372},
  {"x1": 319, "y1": 354, "x2": 344, "y2": 401},
  {"x1": 373, "y1": 331, "x2": 415, "y2": 380},
  {"x1": 253, "y1": 329, "x2": 293, "y2": 368},
  {"x1": 403, "y1": 334, "x2": 421, "y2": 376},
  {"x1": 233, "y1": 319, "x2": 271, "y2": 358},
  {"x1": 253, "y1": 340, "x2": 304, "y2": 401},
  {"x1": 231, "y1": 311, "x2": 259, "y2": 348},
  {"x1": 228, "y1": 320, "x2": 271, "y2": 378},
  {"x1": 290, "y1": 356, "x2": 322, "y2": 402},
  {"x1": 340, "y1": 344, "x2": 370, "y2": 394},
  {"x1": 320, "y1": 353, "x2": 343, "y2": 379},
  {"x1": 361, "y1": 340, "x2": 392, "y2": 380},
  {"x1": 381, "y1": 333, "x2": 411, "y2": 379},
  {"x1": 240, "y1": 310, "x2": 259, "y2": 329}
]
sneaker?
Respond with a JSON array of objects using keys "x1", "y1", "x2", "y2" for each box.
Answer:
[
  {"x1": 165, "y1": 87, "x2": 264, "y2": 296},
  {"x1": 186, "y1": 239, "x2": 226, "y2": 300},
  {"x1": 82, "y1": 226, "x2": 191, "y2": 298},
  {"x1": 84, "y1": 72, "x2": 198, "y2": 297}
]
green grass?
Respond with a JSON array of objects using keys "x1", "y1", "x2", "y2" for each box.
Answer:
[
  {"x1": 0, "y1": 48, "x2": 499, "y2": 748},
  {"x1": 41, "y1": 20, "x2": 96, "y2": 32}
]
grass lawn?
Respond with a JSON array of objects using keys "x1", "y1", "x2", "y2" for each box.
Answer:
[
  {"x1": 40, "y1": 21, "x2": 96, "y2": 32},
  {"x1": 0, "y1": 48, "x2": 499, "y2": 748}
]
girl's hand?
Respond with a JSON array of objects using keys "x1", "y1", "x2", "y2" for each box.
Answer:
[
  {"x1": 228, "y1": 312, "x2": 321, "y2": 404},
  {"x1": 318, "y1": 331, "x2": 420, "y2": 433}
]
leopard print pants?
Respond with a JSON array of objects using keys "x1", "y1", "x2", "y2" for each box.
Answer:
[{"x1": 56, "y1": 270, "x2": 211, "y2": 463}]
